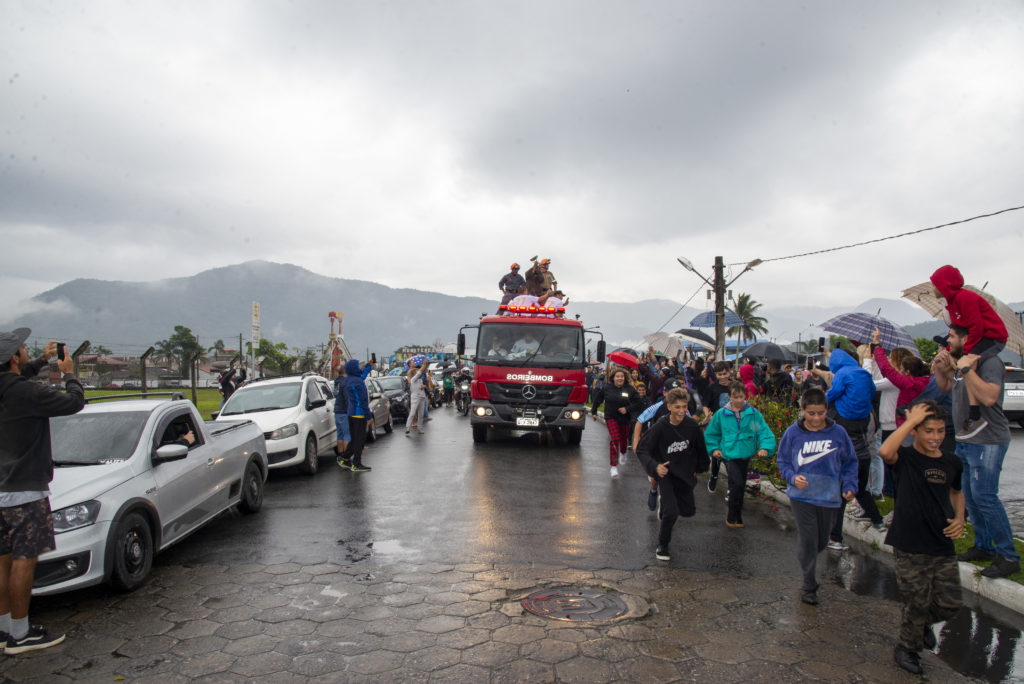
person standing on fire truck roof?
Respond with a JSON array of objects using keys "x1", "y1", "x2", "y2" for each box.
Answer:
[
  {"x1": 498, "y1": 264, "x2": 526, "y2": 300},
  {"x1": 507, "y1": 286, "x2": 553, "y2": 311},
  {"x1": 525, "y1": 257, "x2": 556, "y2": 297}
]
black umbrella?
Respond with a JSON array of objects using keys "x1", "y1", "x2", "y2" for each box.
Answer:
[
  {"x1": 673, "y1": 328, "x2": 716, "y2": 351},
  {"x1": 741, "y1": 341, "x2": 796, "y2": 362}
]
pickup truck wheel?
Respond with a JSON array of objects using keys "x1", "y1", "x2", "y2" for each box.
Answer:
[
  {"x1": 472, "y1": 424, "x2": 487, "y2": 443},
  {"x1": 383, "y1": 415, "x2": 393, "y2": 433},
  {"x1": 300, "y1": 434, "x2": 319, "y2": 475},
  {"x1": 110, "y1": 512, "x2": 153, "y2": 592},
  {"x1": 238, "y1": 460, "x2": 264, "y2": 514},
  {"x1": 566, "y1": 427, "x2": 583, "y2": 445}
]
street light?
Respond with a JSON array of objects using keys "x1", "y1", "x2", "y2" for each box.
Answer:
[{"x1": 676, "y1": 256, "x2": 761, "y2": 360}]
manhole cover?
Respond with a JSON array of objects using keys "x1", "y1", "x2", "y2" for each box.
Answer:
[{"x1": 521, "y1": 587, "x2": 630, "y2": 622}]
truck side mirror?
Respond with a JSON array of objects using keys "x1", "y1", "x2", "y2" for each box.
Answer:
[
  {"x1": 457, "y1": 333, "x2": 466, "y2": 356},
  {"x1": 597, "y1": 340, "x2": 606, "y2": 363}
]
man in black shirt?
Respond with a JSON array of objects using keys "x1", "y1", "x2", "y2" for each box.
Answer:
[{"x1": 879, "y1": 401, "x2": 965, "y2": 676}]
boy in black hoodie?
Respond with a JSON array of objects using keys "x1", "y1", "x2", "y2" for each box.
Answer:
[{"x1": 638, "y1": 388, "x2": 710, "y2": 561}]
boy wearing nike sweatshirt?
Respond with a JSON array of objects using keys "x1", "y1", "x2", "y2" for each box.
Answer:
[{"x1": 776, "y1": 389, "x2": 858, "y2": 605}]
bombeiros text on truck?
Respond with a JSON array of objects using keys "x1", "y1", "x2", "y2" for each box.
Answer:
[{"x1": 457, "y1": 302, "x2": 605, "y2": 444}]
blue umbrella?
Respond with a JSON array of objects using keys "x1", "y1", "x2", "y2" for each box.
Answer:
[
  {"x1": 689, "y1": 310, "x2": 743, "y2": 328},
  {"x1": 819, "y1": 312, "x2": 918, "y2": 354}
]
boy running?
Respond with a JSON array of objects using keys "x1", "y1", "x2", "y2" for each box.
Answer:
[
  {"x1": 930, "y1": 265, "x2": 1008, "y2": 438},
  {"x1": 637, "y1": 388, "x2": 709, "y2": 561},
  {"x1": 776, "y1": 389, "x2": 858, "y2": 605},
  {"x1": 880, "y1": 401, "x2": 965, "y2": 676},
  {"x1": 702, "y1": 361, "x2": 733, "y2": 492},
  {"x1": 704, "y1": 381, "x2": 776, "y2": 528}
]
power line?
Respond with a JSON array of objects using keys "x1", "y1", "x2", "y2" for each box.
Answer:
[
  {"x1": 655, "y1": 283, "x2": 706, "y2": 333},
  {"x1": 730, "y1": 203, "x2": 1024, "y2": 266}
]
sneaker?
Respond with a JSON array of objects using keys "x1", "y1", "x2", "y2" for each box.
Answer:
[
  {"x1": 5, "y1": 625, "x2": 65, "y2": 654},
  {"x1": 609, "y1": 466, "x2": 619, "y2": 478},
  {"x1": 923, "y1": 625, "x2": 937, "y2": 651},
  {"x1": 801, "y1": 591, "x2": 819, "y2": 606},
  {"x1": 893, "y1": 647, "x2": 923, "y2": 675},
  {"x1": 871, "y1": 522, "x2": 886, "y2": 532},
  {"x1": 725, "y1": 517, "x2": 742, "y2": 529},
  {"x1": 647, "y1": 489, "x2": 658, "y2": 512},
  {"x1": 619, "y1": 451, "x2": 628, "y2": 465},
  {"x1": 349, "y1": 462, "x2": 372, "y2": 472},
  {"x1": 707, "y1": 476, "x2": 718, "y2": 493},
  {"x1": 957, "y1": 546, "x2": 997, "y2": 563},
  {"x1": 956, "y1": 417, "x2": 989, "y2": 440},
  {"x1": 827, "y1": 540, "x2": 848, "y2": 551},
  {"x1": 655, "y1": 545, "x2": 671, "y2": 561},
  {"x1": 845, "y1": 504, "x2": 865, "y2": 519},
  {"x1": 337, "y1": 457, "x2": 351, "y2": 469},
  {"x1": 723, "y1": 491, "x2": 729, "y2": 502},
  {"x1": 980, "y1": 556, "x2": 1020, "y2": 579}
]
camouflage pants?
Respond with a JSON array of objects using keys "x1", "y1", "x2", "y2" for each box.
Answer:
[{"x1": 894, "y1": 550, "x2": 961, "y2": 651}]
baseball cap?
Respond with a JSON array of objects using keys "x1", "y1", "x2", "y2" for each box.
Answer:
[{"x1": 0, "y1": 328, "x2": 31, "y2": 363}]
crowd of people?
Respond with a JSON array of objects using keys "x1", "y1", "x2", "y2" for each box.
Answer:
[
  {"x1": 497, "y1": 258, "x2": 568, "y2": 316},
  {"x1": 586, "y1": 264, "x2": 1016, "y2": 675}
]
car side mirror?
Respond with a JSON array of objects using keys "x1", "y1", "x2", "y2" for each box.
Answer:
[
  {"x1": 597, "y1": 340, "x2": 606, "y2": 363},
  {"x1": 154, "y1": 444, "x2": 189, "y2": 463},
  {"x1": 307, "y1": 398, "x2": 327, "y2": 410},
  {"x1": 210, "y1": 411, "x2": 219, "y2": 420}
]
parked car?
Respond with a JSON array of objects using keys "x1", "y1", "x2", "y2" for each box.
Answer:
[
  {"x1": 1003, "y1": 366, "x2": 1024, "y2": 428},
  {"x1": 365, "y1": 378, "x2": 394, "y2": 440},
  {"x1": 215, "y1": 373, "x2": 336, "y2": 474},
  {"x1": 375, "y1": 375, "x2": 411, "y2": 419},
  {"x1": 34, "y1": 395, "x2": 267, "y2": 596}
]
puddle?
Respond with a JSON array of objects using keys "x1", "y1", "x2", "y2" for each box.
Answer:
[{"x1": 827, "y1": 540, "x2": 1024, "y2": 682}]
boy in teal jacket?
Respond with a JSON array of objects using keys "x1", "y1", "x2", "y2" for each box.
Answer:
[{"x1": 704, "y1": 381, "x2": 777, "y2": 527}]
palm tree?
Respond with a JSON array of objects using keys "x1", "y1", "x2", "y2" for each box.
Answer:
[{"x1": 727, "y1": 293, "x2": 769, "y2": 354}]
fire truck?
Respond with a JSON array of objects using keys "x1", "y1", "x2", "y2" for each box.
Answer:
[{"x1": 457, "y1": 302, "x2": 605, "y2": 444}]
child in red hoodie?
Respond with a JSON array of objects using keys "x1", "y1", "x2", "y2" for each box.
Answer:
[{"x1": 929, "y1": 265, "x2": 1008, "y2": 439}]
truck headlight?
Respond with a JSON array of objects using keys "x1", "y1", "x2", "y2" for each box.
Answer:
[
  {"x1": 475, "y1": 407, "x2": 487, "y2": 417},
  {"x1": 52, "y1": 501, "x2": 101, "y2": 533},
  {"x1": 268, "y1": 423, "x2": 299, "y2": 440}
]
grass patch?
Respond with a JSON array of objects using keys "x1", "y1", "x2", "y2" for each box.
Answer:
[{"x1": 84, "y1": 388, "x2": 223, "y2": 421}]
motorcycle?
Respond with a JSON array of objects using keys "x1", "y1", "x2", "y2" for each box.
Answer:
[{"x1": 455, "y1": 375, "x2": 472, "y2": 416}]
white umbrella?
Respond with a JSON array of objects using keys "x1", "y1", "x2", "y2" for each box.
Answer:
[
  {"x1": 643, "y1": 332, "x2": 685, "y2": 357},
  {"x1": 902, "y1": 282, "x2": 1024, "y2": 355}
]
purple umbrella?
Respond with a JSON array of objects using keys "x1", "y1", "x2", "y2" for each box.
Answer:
[{"x1": 819, "y1": 312, "x2": 918, "y2": 354}]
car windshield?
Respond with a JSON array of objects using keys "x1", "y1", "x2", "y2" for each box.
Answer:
[
  {"x1": 50, "y1": 411, "x2": 150, "y2": 465},
  {"x1": 221, "y1": 383, "x2": 302, "y2": 415},
  {"x1": 476, "y1": 323, "x2": 585, "y2": 369},
  {"x1": 376, "y1": 377, "x2": 406, "y2": 392}
]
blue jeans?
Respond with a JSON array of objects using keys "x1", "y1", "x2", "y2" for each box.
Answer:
[{"x1": 957, "y1": 442, "x2": 1018, "y2": 561}]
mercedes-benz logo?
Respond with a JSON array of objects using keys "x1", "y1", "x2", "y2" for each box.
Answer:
[{"x1": 521, "y1": 384, "x2": 537, "y2": 400}]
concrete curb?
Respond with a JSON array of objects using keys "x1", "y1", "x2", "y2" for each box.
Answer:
[{"x1": 754, "y1": 478, "x2": 1024, "y2": 615}]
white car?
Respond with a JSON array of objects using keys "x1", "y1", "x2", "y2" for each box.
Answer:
[
  {"x1": 1003, "y1": 366, "x2": 1024, "y2": 428},
  {"x1": 35, "y1": 396, "x2": 267, "y2": 595},
  {"x1": 216, "y1": 374, "x2": 337, "y2": 474}
]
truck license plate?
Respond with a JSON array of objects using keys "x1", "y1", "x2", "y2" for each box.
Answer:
[
  {"x1": 1008, "y1": 390, "x2": 1024, "y2": 397},
  {"x1": 516, "y1": 417, "x2": 540, "y2": 427}
]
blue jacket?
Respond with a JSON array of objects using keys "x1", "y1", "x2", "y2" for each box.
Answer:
[
  {"x1": 776, "y1": 419, "x2": 858, "y2": 507},
  {"x1": 339, "y1": 360, "x2": 372, "y2": 418},
  {"x1": 825, "y1": 349, "x2": 874, "y2": 420},
  {"x1": 703, "y1": 403, "x2": 776, "y2": 461}
]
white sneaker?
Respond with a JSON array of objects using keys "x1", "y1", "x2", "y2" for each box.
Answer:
[
  {"x1": 827, "y1": 540, "x2": 848, "y2": 551},
  {"x1": 619, "y1": 451, "x2": 628, "y2": 465},
  {"x1": 610, "y1": 466, "x2": 619, "y2": 478}
]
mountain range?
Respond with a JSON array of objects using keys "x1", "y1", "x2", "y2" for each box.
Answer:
[{"x1": 2, "y1": 261, "x2": 1019, "y2": 362}]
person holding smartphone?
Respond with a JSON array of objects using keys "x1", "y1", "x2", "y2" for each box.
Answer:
[{"x1": 0, "y1": 330, "x2": 84, "y2": 653}]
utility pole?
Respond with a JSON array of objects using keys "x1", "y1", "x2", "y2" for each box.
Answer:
[{"x1": 713, "y1": 256, "x2": 726, "y2": 360}]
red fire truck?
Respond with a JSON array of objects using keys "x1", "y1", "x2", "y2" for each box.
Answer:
[{"x1": 457, "y1": 303, "x2": 605, "y2": 444}]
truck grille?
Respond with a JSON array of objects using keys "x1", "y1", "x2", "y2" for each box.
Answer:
[{"x1": 486, "y1": 383, "x2": 574, "y2": 406}]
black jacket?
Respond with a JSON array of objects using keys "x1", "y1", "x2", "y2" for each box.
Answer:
[
  {"x1": 0, "y1": 360, "x2": 85, "y2": 492},
  {"x1": 593, "y1": 382, "x2": 638, "y2": 425},
  {"x1": 637, "y1": 415, "x2": 709, "y2": 486},
  {"x1": 764, "y1": 371, "x2": 795, "y2": 403}
]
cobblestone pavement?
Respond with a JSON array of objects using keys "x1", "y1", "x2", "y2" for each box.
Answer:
[{"x1": 4, "y1": 558, "x2": 968, "y2": 683}]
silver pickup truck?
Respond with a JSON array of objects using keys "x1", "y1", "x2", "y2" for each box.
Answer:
[{"x1": 33, "y1": 395, "x2": 268, "y2": 596}]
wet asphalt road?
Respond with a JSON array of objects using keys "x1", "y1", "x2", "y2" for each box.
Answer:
[
  {"x1": 153, "y1": 408, "x2": 801, "y2": 575},
  {"x1": 18, "y1": 406, "x2": 1024, "y2": 682}
]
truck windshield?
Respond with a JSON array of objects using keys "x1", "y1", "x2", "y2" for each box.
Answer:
[
  {"x1": 51, "y1": 411, "x2": 150, "y2": 465},
  {"x1": 476, "y1": 323, "x2": 585, "y2": 369},
  {"x1": 221, "y1": 383, "x2": 302, "y2": 415}
]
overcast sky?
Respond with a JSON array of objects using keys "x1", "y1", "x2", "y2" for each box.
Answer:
[{"x1": 2, "y1": 0, "x2": 1023, "y2": 324}]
